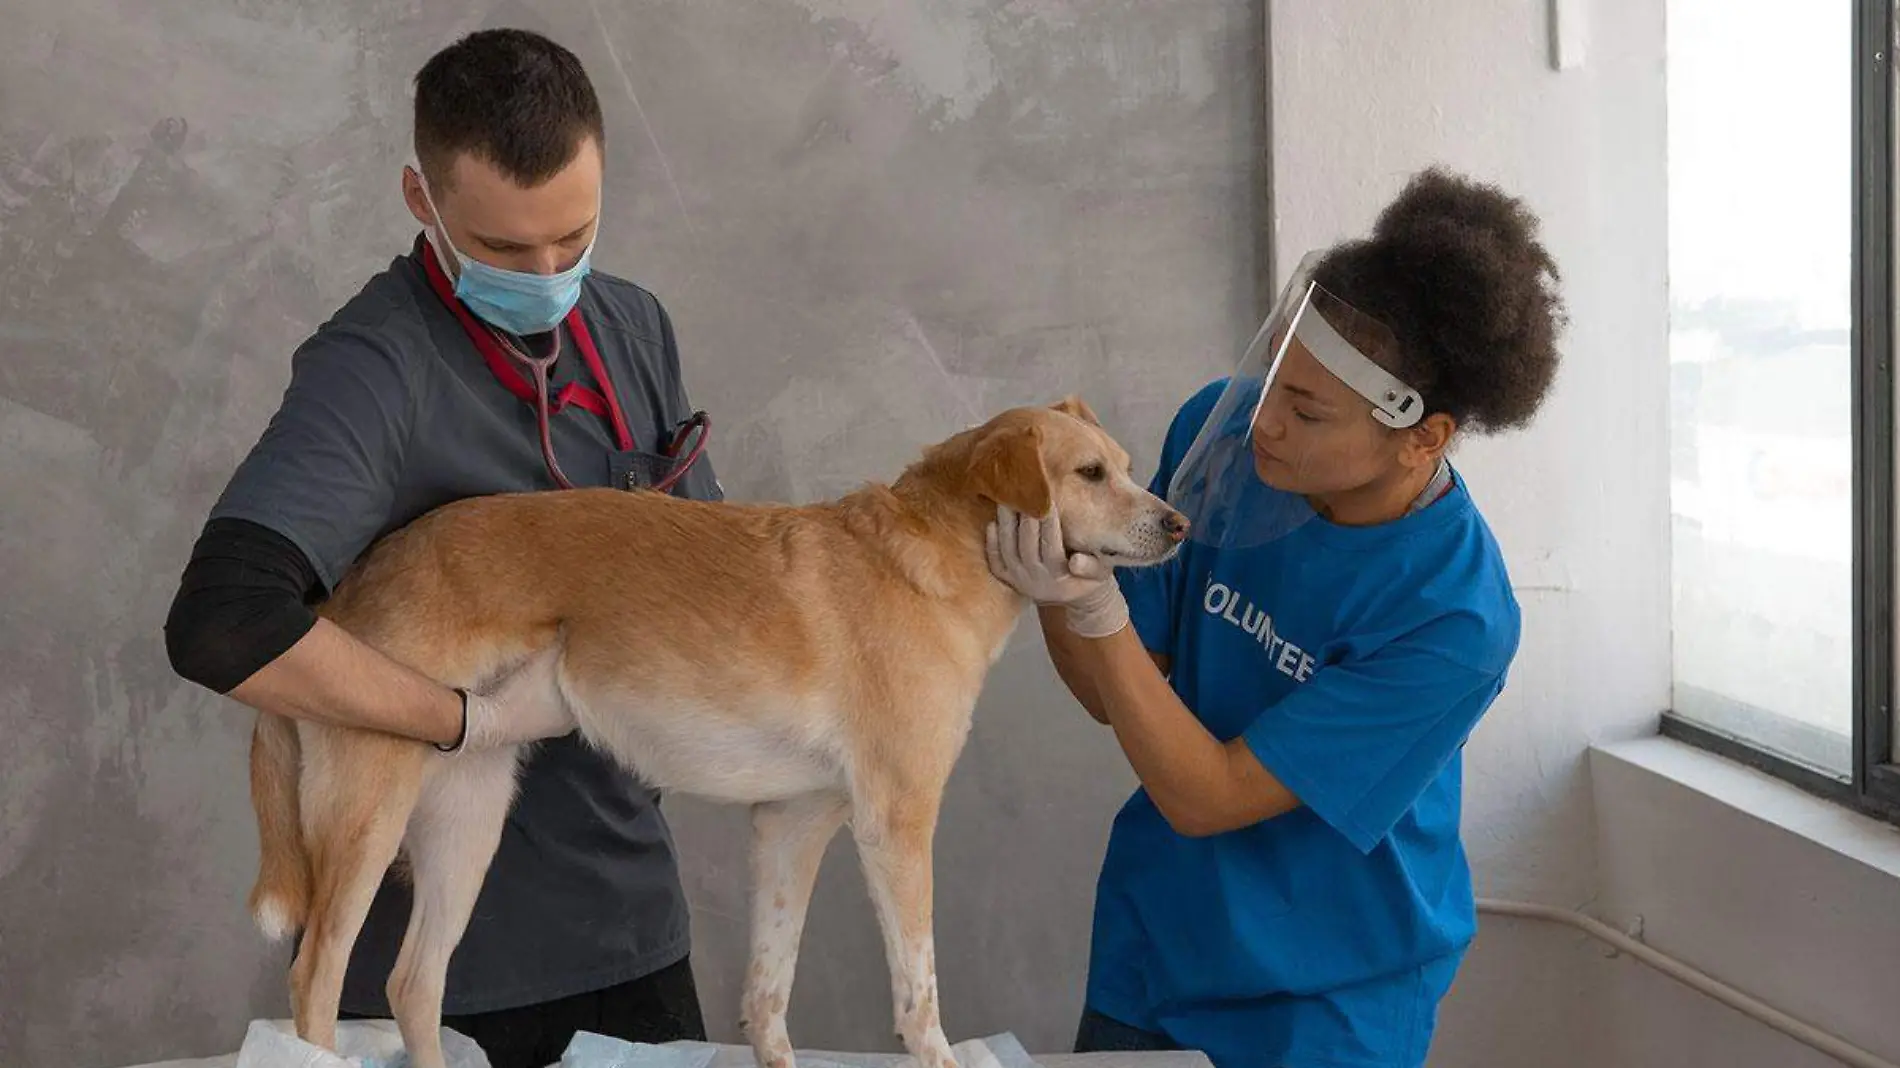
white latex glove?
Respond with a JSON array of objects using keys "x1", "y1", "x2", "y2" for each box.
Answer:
[
  {"x1": 985, "y1": 504, "x2": 1130, "y2": 639},
  {"x1": 438, "y1": 643, "x2": 579, "y2": 753}
]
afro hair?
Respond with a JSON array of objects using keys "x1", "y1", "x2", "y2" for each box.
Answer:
[{"x1": 1311, "y1": 167, "x2": 1567, "y2": 434}]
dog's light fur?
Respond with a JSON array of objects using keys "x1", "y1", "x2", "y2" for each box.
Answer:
[{"x1": 246, "y1": 397, "x2": 1186, "y2": 1068}]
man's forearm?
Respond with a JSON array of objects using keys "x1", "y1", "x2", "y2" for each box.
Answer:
[{"x1": 229, "y1": 618, "x2": 464, "y2": 745}]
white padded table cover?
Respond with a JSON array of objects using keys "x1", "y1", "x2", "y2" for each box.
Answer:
[{"x1": 120, "y1": 1019, "x2": 1214, "y2": 1068}]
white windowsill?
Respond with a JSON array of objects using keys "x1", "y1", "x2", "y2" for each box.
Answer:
[{"x1": 1590, "y1": 734, "x2": 1900, "y2": 880}]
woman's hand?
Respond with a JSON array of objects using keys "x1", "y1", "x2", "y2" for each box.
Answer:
[{"x1": 985, "y1": 504, "x2": 1130, "y2": 639}]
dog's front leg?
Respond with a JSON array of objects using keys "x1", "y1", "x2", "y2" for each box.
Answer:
[
  {"x1": 851, "y1": 788, "x2": 957, "y2": 1068},
  {"x1": 744, "y1": 792, "x2": 850, "y2": 1068}
]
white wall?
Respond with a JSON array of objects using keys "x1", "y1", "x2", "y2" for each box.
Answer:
[
  {"x1": 1266, "y1": 1, "x2": 1670, "y2": 1065},
  {"x1": 1591, "y1": 740, "x2": 1900, "y2": 1068},
  {"x1": 1271, "y1": 5, "x2": 1900, "y2": 1068}
]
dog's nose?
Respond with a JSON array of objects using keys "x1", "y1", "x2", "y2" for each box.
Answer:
[{"x1": 1161, "y1": 510, "x2": 1190, "y2": 541}]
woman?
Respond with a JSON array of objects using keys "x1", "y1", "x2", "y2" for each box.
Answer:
[{"x1": 987, "y1": 168, "x2": 1564, "y2": 1067}]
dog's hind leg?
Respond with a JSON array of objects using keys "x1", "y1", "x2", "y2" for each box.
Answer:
[
  {"x1": 289, "y1": 728, "x2": 427, "y2": 1052},
  {"x1": 851, "y1": 780, "x2": 957, "y2": 1068},
  {"x1": 249, "y1": 711, "x2": 310, "y2": 941},
  {"x1": 743, "y1": 791, "x2": 850, "y2": 1068},
  {"x1": 386, "y1": 745, "x2": 523, "y2": 1068}
]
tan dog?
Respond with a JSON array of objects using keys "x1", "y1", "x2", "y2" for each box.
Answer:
[{"x1": 245, "y1": 397, "x2": 1187, "y2": 1068}]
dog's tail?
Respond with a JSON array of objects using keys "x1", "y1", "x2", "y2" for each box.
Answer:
[{"x1": 247, "y1": 711, "x2": 311, "y2": 942}]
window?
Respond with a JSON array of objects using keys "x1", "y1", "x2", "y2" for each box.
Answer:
[{"x1": 1662, "y1": 0, "x2": 1897, "y2": 818}]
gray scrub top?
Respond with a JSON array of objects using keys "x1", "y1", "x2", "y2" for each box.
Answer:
[{"x1": 210, "y1": 234, "x2": 722, "y2": 1015}]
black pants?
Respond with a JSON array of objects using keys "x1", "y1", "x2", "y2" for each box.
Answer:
[
  {"x1": 340, "y1": 956, "x2": 707, "y2": 1068},
  {"x1": 1073, "y1": 1008, "x2": 1183, "y2": 1053}
]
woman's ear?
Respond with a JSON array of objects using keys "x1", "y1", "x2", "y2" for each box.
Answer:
[
  {"x1": 970, "y1": 423, "x2": 1052, "y2": 516},
  {"x1": 1402, "y1": 412, "x2": 1457, "y2": 467}
]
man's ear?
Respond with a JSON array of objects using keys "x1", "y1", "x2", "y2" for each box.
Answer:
[
  {"x1": 1050, "y1": 395, "x2": 1102, "y2": 427},
  {"x1": 970, "y1": 423, "x2": 1052, "y2": 517}
]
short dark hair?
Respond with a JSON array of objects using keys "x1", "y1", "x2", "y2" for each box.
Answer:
[
  {"x1": 413, "y1": 28, "x2": 605, "y2": 190},
  {"x1": 1312, "y1": 167, "x2": 1566, "y2": 435}
]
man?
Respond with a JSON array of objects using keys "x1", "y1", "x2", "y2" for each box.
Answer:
[{"x1": 163, "y1": 28, "x2": 718, "y2": 1068}]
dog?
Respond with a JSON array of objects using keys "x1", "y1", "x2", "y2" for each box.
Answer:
[{"x1": 245, "y1": 396, "x2": 1188, "y2": 1068}]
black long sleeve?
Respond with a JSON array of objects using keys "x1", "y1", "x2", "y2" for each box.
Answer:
[{"x1": 163, "y1": 517, "x2": 323, "y2": 694}]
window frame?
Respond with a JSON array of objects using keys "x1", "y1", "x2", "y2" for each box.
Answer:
[{"x1": 1659, "y1": 0, "x2": 1899, "y2": 824}]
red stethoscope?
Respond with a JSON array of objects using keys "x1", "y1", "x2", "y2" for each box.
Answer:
[{"x1": 420, "y1": 238, "x2": 709, "y2": 493}]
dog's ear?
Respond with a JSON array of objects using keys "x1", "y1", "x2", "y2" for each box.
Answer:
[
  {"x1": 1050, "y1": 395, "x2": 1101, "y2": 427},
  {"x1": 970, "y1": 423, "x2": 1052, "y2": 516}
]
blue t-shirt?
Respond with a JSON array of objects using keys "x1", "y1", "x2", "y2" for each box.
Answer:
[{"x1": 1085, "y1": 381, "x2": 1521, "y2": 1067}]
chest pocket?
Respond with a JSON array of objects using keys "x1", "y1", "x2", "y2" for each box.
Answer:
[{"x1": 607, "y1": 413, "x2": 723, "y2": 502}]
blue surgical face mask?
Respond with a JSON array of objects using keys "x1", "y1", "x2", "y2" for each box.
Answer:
[{"x1": 414, "y1": 165, "x2": 597, "y2": 336}]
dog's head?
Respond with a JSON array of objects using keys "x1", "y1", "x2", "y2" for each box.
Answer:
[{"x1": 964, "y1": 396, "x2": 1188, "y2": 567}]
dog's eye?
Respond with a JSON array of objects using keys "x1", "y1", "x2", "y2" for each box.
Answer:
[{"x1": 1077, "y1": 462, "x2": 1106, "y2": 482}]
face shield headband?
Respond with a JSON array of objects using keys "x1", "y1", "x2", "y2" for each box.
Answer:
[{"x1": 1161, "y1": 252, "x2": 1426, "y2": 551}]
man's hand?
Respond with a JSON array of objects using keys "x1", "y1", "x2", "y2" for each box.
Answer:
[
  {"x1": 985, "y1": 504, "x2": 1129, "y2": 639},
  {"x1": 453, "y1": 643, "x2": 579, "y2": 752}
]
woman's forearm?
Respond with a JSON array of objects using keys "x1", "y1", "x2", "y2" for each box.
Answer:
[
  {"x1": 1038, "y1": 605, "x2": 1113, "y2": 723},
  {"x1": 1087, "y1": 627, "x2": 1236, "y2": 828},
  {"x1": 1074, "y1": 625, "x2": 1299, "y2": 837},
  {"x1": 989, "y1": 495, "x2": 1294, "y2": 834}
]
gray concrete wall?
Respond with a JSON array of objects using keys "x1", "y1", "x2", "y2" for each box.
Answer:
[{"x1": 0, "y1": 3, "x2": 1263, "y2": 1065}]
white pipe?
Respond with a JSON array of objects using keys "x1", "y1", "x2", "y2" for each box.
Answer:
[{"x1": 1477, "y1": 898, "x2": 1898, "y2": 1068}]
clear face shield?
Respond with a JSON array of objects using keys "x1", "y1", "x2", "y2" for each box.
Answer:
[{"x1": 1164, "y1": 253, "x2": 1425, "y2": 551}]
